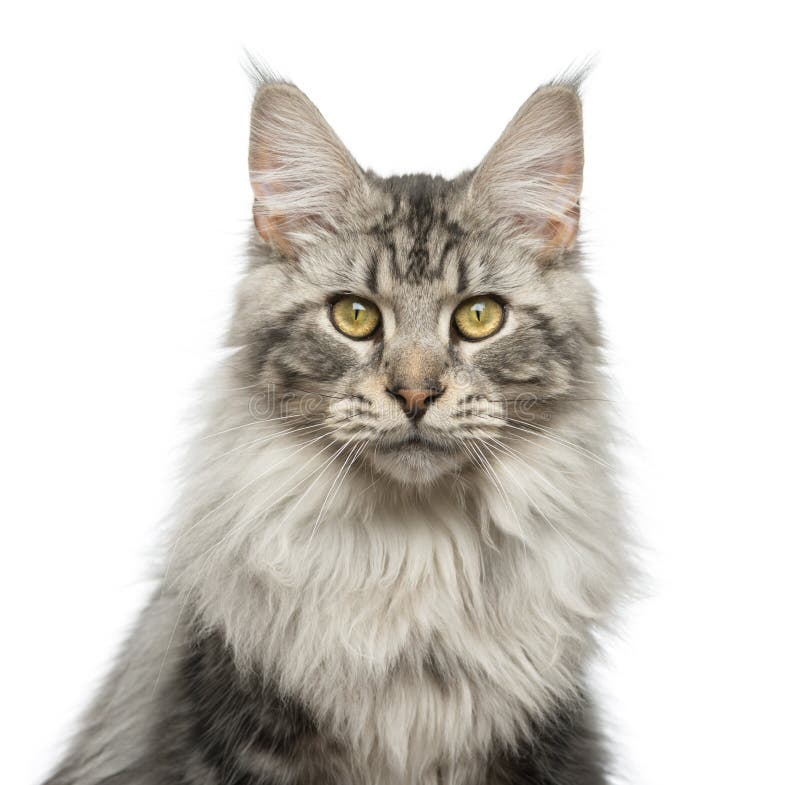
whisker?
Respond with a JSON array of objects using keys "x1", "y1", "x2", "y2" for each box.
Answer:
[
  {"x1": 464, "y1": 433, "x2": 580, "y2": 554},
  {"x1": 508, "y1": 418, "x2": 612, "y2": 469},
  {"x1": 486, "y1": 396, "x2": 616, "y2": 405},
  {"x1": 305, "y1": 439, "x2": 367, "y2": 550},
  {"x1": 162, "y1": 422, "x2": 352, "y2": 588},
  {"x1": 170, "y1": 434, "x2": 352, "y2": 593},
  {"x1": 213, "y1": 381, "x2": 266, "y2": 393},
  {"x1": 487, "y1": 446, "x2": 583, "y2": 559},
  {"x1": 481, "y1": 435, "x2": 575, "y2": 508},
  {"x1": 270, "y1": 433, "x2": 364, "y2": 535},
  {"x1": 253, "y1": 380, "x2": 352, "y2": 402},
  {"x1": 203, "y1": 418, "x2": 345, "y2": 466},
  {"x1": 480, "y1": 415, "x2": 611, "y2": 470},
  {"x1": 461, "y1": 438, "x2": 526, "y2": 543},
  {"x1": 188, "y1": 428, "x2": 344, "y2": 534},
  {"x1": 160, "y1": 438, "x2": 354, "y2": 680},
  {"x1": 198, "y1": 413, "x2": 305, "y2": 441}
]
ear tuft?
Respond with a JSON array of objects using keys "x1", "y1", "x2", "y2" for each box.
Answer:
[
  {"x1": 248, "y1": 80, "x2": 368, "y2": 256},
  {"x1": 468, "y1": 82, "x2": 585, "y2": 257}
]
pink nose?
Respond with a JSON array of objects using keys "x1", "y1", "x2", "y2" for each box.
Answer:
[{"x1": 387, "y1": 386, "x2": 444, "y2": 420}]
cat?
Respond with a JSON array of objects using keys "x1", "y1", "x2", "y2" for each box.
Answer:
[{"x1": 43, "y1": 70, "x2": 631, "y2": 785}]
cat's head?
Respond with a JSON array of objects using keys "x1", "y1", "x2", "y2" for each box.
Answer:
[{"x1": 231, "y1": 78, "x2": 600, "y2": 486}]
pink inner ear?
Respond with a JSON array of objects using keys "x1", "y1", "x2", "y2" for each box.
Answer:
[
  {"x1": 251, "y1": 170, "x2": 295, "y2": 254},
  {"x1": 546, "y1": 202, "x2": 580, "y2": 250},
  {"x1": 509, "y1": 168, "x2": 582, "y2": 252},
  {"x1": 248, "y1": 83, "x2": 370, "y2": 256},
  {"x1": 252, "y1": 210, "x2": 294, "y2": 256},
  {"x1": 469, "y1": 84, "x2": 584, "y2": 254}
]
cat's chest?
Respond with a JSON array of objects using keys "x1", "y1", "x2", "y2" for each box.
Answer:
[
  {"x1": 182, "y1": 629, "x2": 497, "y2": 785},
  {"x1": 185, "y1": 496, "x2": 596, "y2": 781},
  {"x1": 338, "y1": 661, "x2": 522, "y2": 785},
  {"x1": 269, "y1": 588, "x2": 561, "y2": 781}
]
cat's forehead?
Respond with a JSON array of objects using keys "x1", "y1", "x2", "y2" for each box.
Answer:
[
  {"x1": 364, "y1": 174, "x2": 466, "y2": 291},
  {"x1": 303, "y1": 173, "x2": 528, "y2": 299}
]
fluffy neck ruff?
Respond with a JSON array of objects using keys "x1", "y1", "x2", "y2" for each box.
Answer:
[{"x1": 167, "y1": 377, "x2": 628, "y2": 780}]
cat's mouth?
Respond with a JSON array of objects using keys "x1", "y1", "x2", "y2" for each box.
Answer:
[
  {"x1": 369, "y1": 430, "x2": 465, "y2": 484},
  {"x1": 375, "y1": 431, "x2": 456, "y2": 454}
]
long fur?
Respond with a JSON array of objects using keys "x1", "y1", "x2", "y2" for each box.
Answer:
[
  {"x1": 44, "y1": 74, "x2": 632, "y2": 785},
  {"x1": 169, "y1": 376, "x2": 629, "y2": 783}
]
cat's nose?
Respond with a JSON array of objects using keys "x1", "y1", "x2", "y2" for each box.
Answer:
[{"x1": 386, "y1": 386, "x2": 445, "y2": 421}]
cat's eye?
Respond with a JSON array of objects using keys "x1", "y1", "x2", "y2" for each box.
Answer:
[
  {"x1": 330, "y1": 295, "x2": 381, "y2": 339},
  {"x1": 452, "y1": 296, "x2": 505, "y2": 341}
]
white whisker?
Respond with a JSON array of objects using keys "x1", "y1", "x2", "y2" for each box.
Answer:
[{"x1": 198, "y1": 413, "x2": 305, "y2": 441}]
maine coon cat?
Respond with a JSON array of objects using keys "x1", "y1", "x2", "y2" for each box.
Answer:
[{"x1": 43, "y1": 71, "x2": 630, "y2": 785}]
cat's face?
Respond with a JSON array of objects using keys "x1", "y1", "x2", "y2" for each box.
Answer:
[{"x1": 234, "y1": 80, "x2": 596, "y2": 485}]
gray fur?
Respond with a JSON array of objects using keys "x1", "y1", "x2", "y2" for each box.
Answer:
[{"x1": 43, "y1": 74, "x2": 632, "y2": 785}]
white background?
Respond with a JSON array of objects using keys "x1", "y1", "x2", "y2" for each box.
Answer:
[{"x1": 2, "y1": 3, "x2": 799, "y2": 783}]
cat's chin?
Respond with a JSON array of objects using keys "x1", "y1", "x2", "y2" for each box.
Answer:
[{"x1": 368, "y1": 444, "x2": 464, "y2": 486}]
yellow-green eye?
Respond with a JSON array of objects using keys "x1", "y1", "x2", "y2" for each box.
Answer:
[
  {"x1": 330, "y1": 295, "x2": 381, "y2": 339},
  {"x1": 453, "y1": 296, "x2": 505, "y2": 340}
]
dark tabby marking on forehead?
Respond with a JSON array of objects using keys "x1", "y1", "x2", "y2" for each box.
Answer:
[
  {"x1": 456, "y1": 252, "x2": 470, "y2": 294},
  {"x1": 365, "y1": 251, "x2": 380, "y2": 294},
  {"x1": 366, "y1": 175, "x2": 468, "y2": 284}
]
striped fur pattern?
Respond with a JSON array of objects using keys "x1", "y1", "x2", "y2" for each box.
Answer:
[{"x1": 44, "y1": 75, "x2": 631, "y2": 785}]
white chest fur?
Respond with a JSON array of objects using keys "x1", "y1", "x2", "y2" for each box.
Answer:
[{"x1": 172, "y1": 429, "x2": 626, "y2": 782}]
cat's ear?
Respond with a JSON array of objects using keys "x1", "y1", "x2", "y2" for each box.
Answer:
[
  {"x1": 467, "y1": 82, "x2": 584, "y2": 256},
  {"x1": 248, "y1": 82, "x2": 369, "y2": 256}
]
